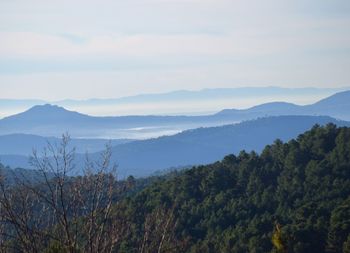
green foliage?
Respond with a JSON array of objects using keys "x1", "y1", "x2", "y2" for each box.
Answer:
[
  {"x1": 2, "y1": 124, "x2": 350, "y2": 253},
  {"x1": 113, "y1": 124, "x2": 350, "y2": 253}
]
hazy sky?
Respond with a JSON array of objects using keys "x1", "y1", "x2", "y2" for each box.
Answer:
[{"x1": 0, "y1": 0, "x2": 350, "y2": 100}]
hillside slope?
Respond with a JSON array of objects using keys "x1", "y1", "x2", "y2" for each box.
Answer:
[
  {"x1": 217, "y1": 90, "x2": 350, "y2": 120},
  {"x1": 1, "y1": 116, "x2": 349, "y2": 177},
  {"x1": 114, "y1": 124, "x2": 350, "y2": 253},
  {"x1": 101, "y1": 115, "x2": 350, "y2": 176},
  {"x1": 0, "y1": 134, "x2": 132, "y2": 156}
]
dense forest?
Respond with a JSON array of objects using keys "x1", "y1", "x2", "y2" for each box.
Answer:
[
  {"x1": 1, "y1": 124, "x2": 350, "y2": 252},
  {"x1": 112, "y1": 123, "x2": 350, "y2": 253}
]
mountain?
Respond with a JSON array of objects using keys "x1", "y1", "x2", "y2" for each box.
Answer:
[
  {"x1": 52, "y1": 87, "x2": 348, "y2": 108},
  {"x1": 3, "y1": 115, "x2": 347, "y2": 177},
  {"x1": 0, "y1": 90, "x2": 349, "y2": 139},
  {"x1": 102, "y1": 115, "x2": 349, "y2": 177},
  {"x1": 312, "y1": 89, "x2": 350, "y2": 107},
  {"x1": 216, "y1": 90, "x2": 350, "y2": 120},
  {"x1": 0, "y1": 104, "x2": 236, "y2": 138},
  {"x1": 0, "y1": 163, "x2": 55, "y2": 185},
  {"x1": 306, "y1": 90, "x2": 350, "y2": 119},
  {"x1": 0, "y1": 104, "x2": 94, "y2": 136},
  {"x1": 0, "y1": 99, "x2": 46, "y2": 119},
  {"x1": 0, "y1": 154, "x2": 30, "y2": 170},
  {"x1": 217, "y1": 102, "x2": 302, "y2": 118},
  {"x1": 0, "y1": 134, "x2": 133, "y2": 156},
  {"x1": 1, "y1": 86, "x2": 348, "y2": 118},
  {"x1": 0, "y1": 104, "x2": 198, "y2": 138}
]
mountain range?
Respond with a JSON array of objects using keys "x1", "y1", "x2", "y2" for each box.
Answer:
[
  {"x1": 0, "y1": 90, "x2": 349, "y2": 139},
  {"x1": 0, "y1": 134, "x2": 132, "y2": 156},
  {"x1": 102, "y1": 115, "x2": 350, "y2": 177},
  {"x1": 1, "y1": 115, "x2": 349, "y2": 177},
  {"x1": 1, "y1": 86, "x2": 348, "y2": 118},
  {"x1": 217, "y1": 90, "x2": 350, "y2": 120},
  {"x1": 0, "y1": 104, "x2": 230, "y2": 139},
  {"x1": 1, "y1": 89, "x2": 349, "y2": 176}
]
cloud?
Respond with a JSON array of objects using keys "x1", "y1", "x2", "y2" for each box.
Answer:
[
  {"x1": 0, "y1": 32, "x2": 288, "y2": 64},
  {"x1": 0, "y1": 0, "x2": 349, "y2": 100}
]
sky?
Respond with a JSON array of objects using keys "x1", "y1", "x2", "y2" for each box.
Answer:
[{"x1": 0, "y1": 0, "x2": 350, "y2": 100}]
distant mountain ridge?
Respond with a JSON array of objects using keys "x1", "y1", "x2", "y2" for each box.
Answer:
[
  {"x1": 216, "y1": 90, "x2": 350, "y2": 120},
  {"x1": 1, "y1": 90, "x2": 349, "y2": 138},
  {"x1": 0, "y1": 104, "x2": 228, "y2": 138},
  {"x1": 2, "y1": 104, "x2": 90, "y2": 124},
  {"x1": 1, "y1": 86, "x2": 348, "y2": 118},
  {"x1": 0, "y1": 134, "x2": 133, "y2": 156},
  {"x1": 102, "y1": 115, "x2": 350, "y2": 177},
  {"x1": 2, "y1": 115, "x2": 349, "y2": 177},
  {"x1": 2, "y1": 86, "x2": 346, "y2": 105}
]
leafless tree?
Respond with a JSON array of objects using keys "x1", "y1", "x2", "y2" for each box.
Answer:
[
  {"x1": 139, "y1": 204, "x2": 186, "y2": 253},
  {"x1": 0, "y1": 134, "x2": 125, "y2": 253},
  {"x1": 0, "y1": 134, "x2": 184, "y2": 253}
]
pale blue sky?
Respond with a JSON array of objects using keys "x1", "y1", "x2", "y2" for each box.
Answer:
[{"x1": 0, "y1": 0, "x2": 349, "y2": 100}]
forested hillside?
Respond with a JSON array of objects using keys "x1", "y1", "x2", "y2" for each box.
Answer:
[
  {"x1": 114, "y1": 124, "x2": 350, "y2": 253},
  {"x1": 1, "y1": 124, "x2": 349, "y2": 252}
]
